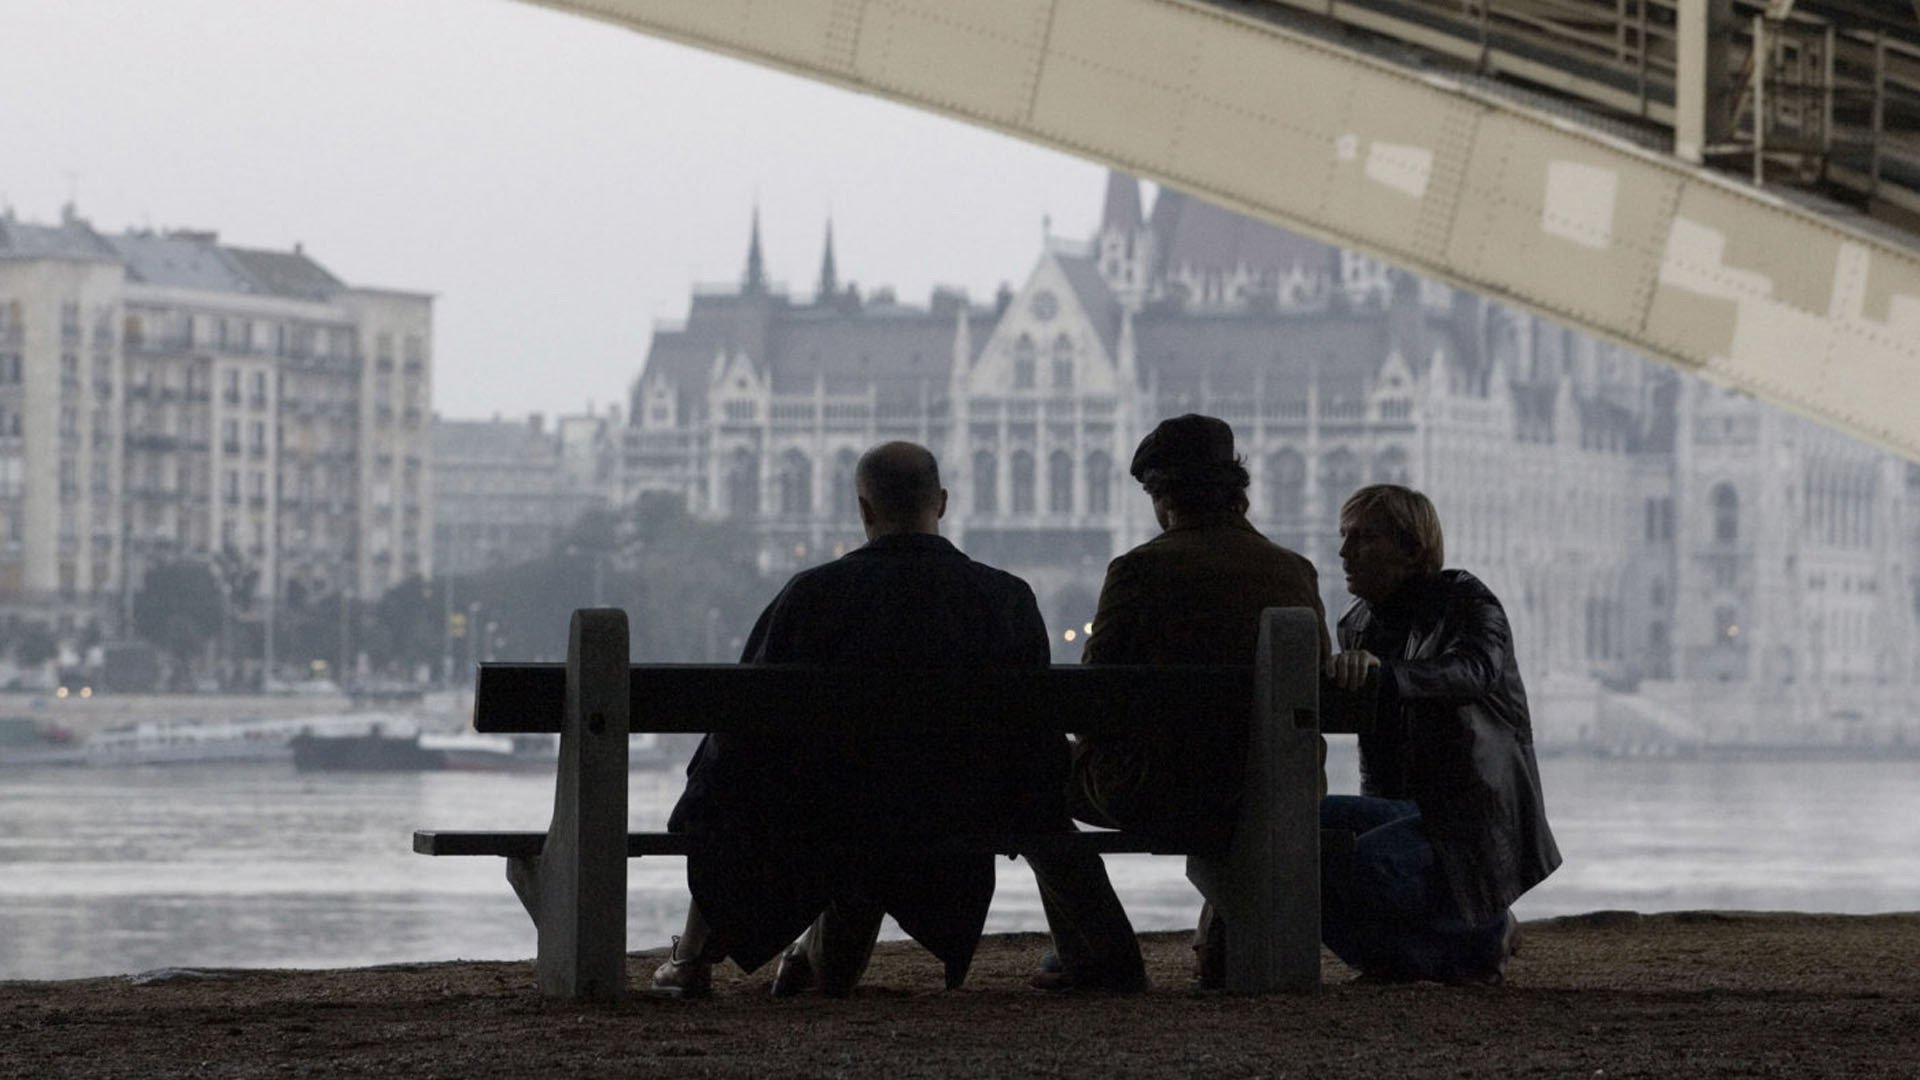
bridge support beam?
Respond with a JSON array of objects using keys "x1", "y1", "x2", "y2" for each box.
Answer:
[{"x1": 521, "y1": 0, "x2": 1920, "y2": 463}]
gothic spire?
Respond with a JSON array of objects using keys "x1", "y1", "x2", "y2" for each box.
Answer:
[
  {"x1": 1100, "y1": 170, "x2": 1144, "y2": 234},
  {"x1": 744, "y1": 206, "x2": 767, "y2": 295},
  {"x1": 816, "y1": 218, "x2": 838, "y2": 303}
]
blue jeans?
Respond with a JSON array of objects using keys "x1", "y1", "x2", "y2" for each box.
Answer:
[{"x1": 1319, "y1": 795, "x2": 1511, "y2": 980}]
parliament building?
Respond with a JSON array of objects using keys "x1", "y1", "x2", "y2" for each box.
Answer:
[{"x1": 621, "y1": 174, "x2": 1919, "y2": 751}]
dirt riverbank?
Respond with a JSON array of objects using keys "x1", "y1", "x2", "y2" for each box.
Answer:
[{"x1": 4, "y1": 911, "x2": 1918, "y2": 1078}]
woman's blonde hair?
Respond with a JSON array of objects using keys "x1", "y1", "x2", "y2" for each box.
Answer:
[{"x1": 1339, "y1": 484, "x2": 1444, "y2": 575}]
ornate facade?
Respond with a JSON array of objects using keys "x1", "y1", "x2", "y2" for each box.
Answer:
[{"x1": 623, "y1": 175, "x2": 1920, "y2": 749}]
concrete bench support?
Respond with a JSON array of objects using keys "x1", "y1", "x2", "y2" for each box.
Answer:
[
  {"x1": 1185, "y1": 606, "x2": 1323, "y2": 992},
  {"x1": 504, "y1": 607, "x2": 630, "y2": 1001}
]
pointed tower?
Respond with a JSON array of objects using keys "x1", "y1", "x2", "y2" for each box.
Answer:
[
  {"x1": 1095, "y1": 170, "x2": 1153, "y2": 312},
  {"x1": 743, "y1": 206, "x2": 767, "y2": 295},
  {"x1": 815, "y1": 219, "x2": 838, "y2": 305}
]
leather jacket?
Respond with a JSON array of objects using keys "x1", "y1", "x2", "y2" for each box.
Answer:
[{"x1": 1341, "y1": 569, "x2": 1561, "y2": 922}]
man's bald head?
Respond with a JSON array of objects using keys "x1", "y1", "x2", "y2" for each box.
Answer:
[{"x1": 856, "y1": 441, "x2": 947, "y2": 536}]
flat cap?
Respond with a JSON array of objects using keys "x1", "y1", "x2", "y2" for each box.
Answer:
[{"x1": 1129, "y1": 414, "x2": 1237, "y2": 481}]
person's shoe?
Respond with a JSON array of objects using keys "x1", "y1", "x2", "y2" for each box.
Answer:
[
  {"x1": 1443, "y1": 913, "x2": 1521, "y2": 987},
  {"x1": 1351, "y1": 967, "x2": 1421, "y2": 985},
  {"x1": 769, "y1": 945, "x2": 815, "y2": 998},
  {"x1": 648, "y1": 935, "x2": 712, "y2": 998},
  {"x1": 1029, "y1": 963, "x2": 1149, "y2": 994},
  {"x1": 1443, "y1": 963, "x2": 1506, "y2": 988},
  {"x1": 1037, "y1": 950, "x2": 1063, "y2": 975}
]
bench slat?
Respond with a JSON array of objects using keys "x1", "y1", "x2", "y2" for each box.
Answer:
[
  {"x1": 473, "y1": 664, "x2": 1374, "y2": 737},
  {"x1": 412, "y1": 828, "x2": 1354, "y2": 859}
]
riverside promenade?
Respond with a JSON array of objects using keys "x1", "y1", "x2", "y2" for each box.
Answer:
[{"x1": 4, "y1": 912, "x2": 1917, "y2": 1078}]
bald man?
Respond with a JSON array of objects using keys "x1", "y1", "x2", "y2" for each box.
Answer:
[{"x1": 651, "y1": 442, "x2": 1082, "y2": 997}]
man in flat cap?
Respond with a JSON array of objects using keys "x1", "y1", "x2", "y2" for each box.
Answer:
[{"x1": 1052, "y1": 414, "x2": 1330, "y2": 987}]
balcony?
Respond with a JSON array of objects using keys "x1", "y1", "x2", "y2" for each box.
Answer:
[{"x1": 126, "y1": 334, "x2": 194, "y2": 354}]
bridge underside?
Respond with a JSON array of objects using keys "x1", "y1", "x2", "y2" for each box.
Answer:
[{"x1": 524, "y1": 0, "x2": 1920, "y2": 461}]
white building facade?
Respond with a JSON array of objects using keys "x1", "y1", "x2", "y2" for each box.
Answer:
[{"x1": 0, "y1": 208, "x2": 433, "y2": 641}]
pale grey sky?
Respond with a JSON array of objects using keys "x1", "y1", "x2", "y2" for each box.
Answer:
[{"x1": 0, "y1": 0, "x2": 1107, "y2": 419}]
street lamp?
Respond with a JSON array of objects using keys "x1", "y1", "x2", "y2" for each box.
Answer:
[
  {"x1": 465, "y1": 602, "x2": 481, "y2": 672},
  {"x1": 337, "y1": 584, "x2": 354, "y2": 689}
]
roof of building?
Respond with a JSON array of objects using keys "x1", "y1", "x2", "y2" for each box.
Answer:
[
  {"x1": 1, "y1": 210, "x2": 355, "y2": 303},
  {"x1": 640, "y1": 288, "x2": 998, "y2": 420},
  {"x1": 108, "y1": 231, "x2": 257, "y2": 292},
  {"x1": 431, "y1": 417, "x2": 560, "y2": 463},
  {"x1": 223, "y1": 246, "x2": 345, "y2": 301},
  {"x1": 1101, "y1": 172, "x2": 1144, "y2": 233},
  {"x1": 1149, "y1": 187, "x2": 1340, "y2": 278},
  {"x1": 1136, "y1": 310, "x2": 1391, "y2": 398},
  {"x1": 0, "y1": 214, "x2": 120, "y2": 262},
  {"x1": 767, "y1": 312, "x2": 968, "y2": 399},
  {"x1": 1054, "y1": 251, "x2": 1124, "y2": 359}
]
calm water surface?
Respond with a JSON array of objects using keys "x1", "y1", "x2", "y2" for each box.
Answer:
[{"x1": 1, "y1": 749, "x2": 1915, "y2": 980}]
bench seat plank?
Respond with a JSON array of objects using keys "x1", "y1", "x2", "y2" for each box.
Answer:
[
  {"x1": 474, "y1": 663, "x2": 1373, "y2": 737},
  {"x1": 413, "y1": 828, "x2": 1354, "y2": 860}
]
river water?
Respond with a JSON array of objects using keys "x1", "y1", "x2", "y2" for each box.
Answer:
[{"x1": 1, "y1": 748, "x2": 1916, "y2": 981}]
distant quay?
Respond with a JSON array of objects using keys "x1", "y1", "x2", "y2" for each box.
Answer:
[{"x1": 0, "y1": 688, "x2": 469, "y2": 741}]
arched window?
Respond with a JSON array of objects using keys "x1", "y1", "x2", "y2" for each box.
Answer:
[
  {"x1": 1013, "y1": 334, "x2": 1036, "y2": 390},
  {"x1": 1011, "y1": 450, "x2": 1035, "y2": 514},
  {"x1": 1049, "y1": 450, "x2": 1074, "y2": 514},
  {"x1": 1374, "y1": 446, "x2": 1410, "y2": 485},
  {"x1": 725, "y1": 448, "x2": 759, "y2": 519},
  {"x1": 1321, "y1": 448, "x2": 1362, "y2": 523},
  {"x1": 1266, "y1": 449, "x2": 1304, "y2": 519},
  {"x1": 830, "y1": 449, "x2": 858, "y2": 518},
  {"x1": 1712, "y1": 483, "x2": 1739, "y2": 543},
  {"x1": 1052, "y1": 334, "x2": 1074, "y2": 390},
  {"x1": 1086, "y1": 451, "x2": 1112, "y2": 515},
  {"x1": 777, "y1": 449, "x2": 811, "y2": 518},
  {"x1": 972, "y1": 450, "x2": 997, "y2": 514}
]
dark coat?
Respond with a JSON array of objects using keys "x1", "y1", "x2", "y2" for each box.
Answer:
[
  {"x1": 1341, "y1": 569, "x2": 1562, "y2": 923},
  {"x1": 668, "y1": 532, "x2": 1058, "y2": 976},
  {"x1": 1079, "y1": 513, "x2": 1330, "y2": 843}
]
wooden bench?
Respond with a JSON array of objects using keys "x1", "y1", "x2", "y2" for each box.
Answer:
[{"x1": 414, "y1": 606, "x2": 1371, "y2": 1001}]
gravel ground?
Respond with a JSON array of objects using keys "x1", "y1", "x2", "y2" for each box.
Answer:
[{"x1": 5, "y1": 911, "x2": 1919, "y2": 1078}]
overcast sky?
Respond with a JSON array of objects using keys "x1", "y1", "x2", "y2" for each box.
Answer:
[{"x1": 0, "y1": 0, "x2": 1108, "y2": 419}]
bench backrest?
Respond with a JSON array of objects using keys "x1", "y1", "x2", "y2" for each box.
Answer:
[{"x1": 473, "y1": 661, "x2": 1373, "y2": 736}]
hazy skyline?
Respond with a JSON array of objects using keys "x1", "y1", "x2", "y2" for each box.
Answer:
[{"x1": 0, "y1": 0, "x2": 1107, "y2": 420}]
